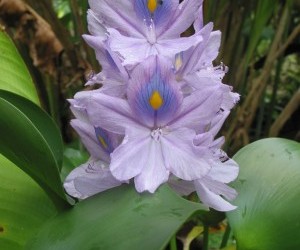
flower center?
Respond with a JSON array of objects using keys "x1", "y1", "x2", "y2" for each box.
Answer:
[
  {"x1": 151, "y1": 128, "x2": 163, "y2": 141},
  {"x1": 145, "y1": 19, "x2": 157, "y2": 44}
]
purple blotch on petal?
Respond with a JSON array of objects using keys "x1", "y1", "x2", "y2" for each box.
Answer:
[
  {"x1": 130, "y1": 67, "x2": 181, "y2": 127},
  {"x1": 94, "y1": 127, "x2": 115, "y2": 154},
  {"x1": 134, "y1": 0, "x2": 173, "y2": 27}
]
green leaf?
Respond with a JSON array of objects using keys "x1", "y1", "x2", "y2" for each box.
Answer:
[
  {"x1": 0, "y1": 90, "x2": 68, "y2": 208},
  {"x1": 26, "y1": 185, "x2": 205, "y2": 250},
  {"x1": 0, "y1": 154, "x2": 56, "y2": 249},
  {"x1": 244, "y1": 0, "x2": 277, "y2": 64},
  {"x1": 227, "y1": 138, "x2": 300, "y2": 250},
  {"x1": 0, "y1": 30, "x2": 39, "y2": 105}
]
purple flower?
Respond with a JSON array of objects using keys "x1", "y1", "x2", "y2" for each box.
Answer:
[
  {"x1": 64, "y1": 99, "x2": 125, "y2": 199},
  {"x1": 63, "y1": 0, "x2": 240, "y2": 211},
  {"x1": 82, "y1": 35, "x2": 129, "y2": 97},
  {"x1": 80, "y1": 56, "x2": 230, "y2": 193},
  {"x1": 87, "y1": 0, "x2": 204, "y2": 65},
  {"x1": 169, "y1": 132, "x2": 238, "y2": 212}
]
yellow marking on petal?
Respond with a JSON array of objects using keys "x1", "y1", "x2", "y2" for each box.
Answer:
[
  {"x1": 175, "y1": 53, "x2": 183, "y2": 71},
  {"x1": 148, "y1": 0, "x2": 157, "y2": 13},
  {"x1": 149, "y1": 91, "x2": 163, "y2": 110},
  {"x1": 98, "y1": 136, "x2": 108, "y2": 149}
]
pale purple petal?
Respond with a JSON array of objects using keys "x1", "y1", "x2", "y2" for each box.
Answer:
[
  {"x1": 207, "y1": 158, "x2": 239, "y2": 184},
  {"x1": 87, "y1": 9, "x2": 106, "y2": 37},
  {"x1": 69, "y1": 98, "x2": 89, "y2": 123},
  {"x1": 70, "y1": 119, "x2": 110, "y2": 163},
  {"x1": 134, "y1": 139, "x2": 169, "y2": 193},
  {"x1": 64, "y1": 159, "x2": 123, "y2": 199},
  {"x1": 198, "y1": 31, "x2": 221, "y2": 65},
  {"x1": 208, "y1": 110, "x2": 230, "y2": 136},
  {"x1": 89, "y1": 0, "x2": 144, "y2": 37},
  {"x1": 161, "y1": 128, "x2": 211, "y2": 180},
  {"x1": 110, "y1": 128, "x2": 151, "y2": 181},
  {"x1": 158, "y1": 0, "x2": 203, "y2": 38},
  {"x1": 175, "y1": 23, "x2": 213, "y2": 76},
  {"x1": 87, "y1": 92, "x2": 144, "y2": 134},
  {"x1": 194, "y1": 178, "x2": 237, "y2": 211},
  {"x1": 155, "y1": 35, "x2": 200, "y2": 60},
  {"x1": 193, "y1": 3, "x2": 203, "y2": 32},
  {"x1": 168, "y1": 178, "x2": 195, "y2": 196},
  {"x1": 169, "y1": 88, "x2": 222, "y2": 132},
  {"x1": 83, "y1": 35, "x2": 129, "y2": 80},
  {"x1": 222, "y1": 91, "x2": 240, "y2": 110},
  {"x1": 108, "y1": 28, "x2": 154, "y2": 65}
]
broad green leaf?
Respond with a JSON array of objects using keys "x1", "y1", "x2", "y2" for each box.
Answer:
[
  {"x1": 0, "y1": 155, "x2": 56, "y2": 249},
  {"x1": 0, "y1": 90, "x2": 68, "y2": 208},
  {"x1": 227, "y1": 138, "x2": 300, "y2": 250},
  {"x1": 26, "y1": 185, "x2": 205, "y2": 250},
  {"x1": 0, "y1": 31, "x2": 39, "y2": 105}
]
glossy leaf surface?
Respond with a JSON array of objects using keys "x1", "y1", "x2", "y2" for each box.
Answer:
[
  {"x1": 0, "y1": 155, "x2": 56, "y2": 249},
  {"x1": 27, "y1": 185, "x2": 205, "y2": 250},
  {"x1": 0, "y1": 90, "x2": 67, "y2": 206},
  {"x1": 0, "y1": 31, "x2": 39, "y2": 105},
  {"x1": 227, "y1": 138, "x2": 300, "y2": 250}
]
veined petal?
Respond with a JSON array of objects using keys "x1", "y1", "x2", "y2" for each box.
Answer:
[
  {"x1": 110, "y1": 128, "x2": 151, "y2": 181},
  {"x1": 169, "y1": 88, "x2": 222, "y2": 132},
  {"x1": 168, "y1": 178, "x2": 195, "y2": 196},
  {"x1": 134, "y1": 0, "x2": 176, "y2": 33},
  {"x1": 175, "y1": 23, "x2": 213, "y2": 76},
  {"x1": 207, "y1": 110, "x2": 230, "y2": 136},
  {"x1": 87, "y1": 92, "x2": 144, "y2": 134},
  {"x1": 197, "y1": 31, "x2": 221, "y2": 66},
  {"x1": 71, "y1": 119, "x2": 111, "y2": 163},
  {"x1": 193, "y1": 3, "x2": 203, "y2": 32},
  {"x1": 64, "y1": 159, "x2": 123, "y2": 199},
  {"x1": 87, "y1": 9, "x2": 106, "y2": 37},
  {"x1": 89, "y1": 0, "x2": 145, "y2": 37},
  {"x1": 194, "y1": 178, "x2": 237, "y2": 211},
  {"x1": 127, "y1": 56, "x2": 182, "y2": 127},
  {"x1": 83, "y1": 35, "x2": 129, "y2": 81},
  {"x1": 207, "y1": 158, "x2": 239, "y2": 184},
  {"x1": 155, "y1": 35, "x2": 200, "y2": 61},
  {"x1": 161, "y1": 128, "x2": 211, "y2": 180},
  {"x1": 158, "y1": 0, "x2": 203, "y2": 38},
  {"x1": 134, "y1": 138, "x2": 169, "y2": 193},
  {"x1": 108, "y1": 28, "x2": 155, "y2": 66}
]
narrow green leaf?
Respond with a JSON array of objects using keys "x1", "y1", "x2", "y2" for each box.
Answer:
[
  {"x1": 0, "y1": 154, "x2": 56, "y2": 249},
  {"x1": 244, "y1": 0, "x2": 277, "y2": 64},
  {"x1": 227, "y1": 138, "x2": 300, "y2": 250},
  {"x1": 26, "y1": 185, "x2": 205, "y2": 250},
  {"x1": 0, "y1": 31, "x2": 39, "y2": 105},
  {"x1": 0, "y1": 90, "x2": 68, "y2": 208}
]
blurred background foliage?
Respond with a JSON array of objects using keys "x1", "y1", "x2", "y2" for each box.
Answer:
[
  {"x1": 0, "y1": 0, "x2": 299, "y2": 249},
  {"x1": 0, "y1": 0, "x2": 299, "y2": 153}
]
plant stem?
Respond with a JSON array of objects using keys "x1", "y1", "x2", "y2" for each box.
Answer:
[
  {"x1": 203, "y1": 225, "x2": 209, "y2": 250},
  {"x1": 170, "y1": 234, "x2": 177, "y2": 250},
  {"x1": 220, "y1": 224, "x2": 231, "y2": 249}
]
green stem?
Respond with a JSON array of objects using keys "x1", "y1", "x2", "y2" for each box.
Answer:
[
  {"x1": 203, "y1": 225, "x2": 209, "y2": 250},
  {"x1": 220, "y1": 224, "x2": 231, "y2": 249},
  {"x1": 170, "y1": 234, "x2": 177, "y2": 250}
]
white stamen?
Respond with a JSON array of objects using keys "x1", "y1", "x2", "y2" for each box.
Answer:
[
  {"x1": 144, "y1": 19, "x2": 157, "y2": 45},
  {"x1": 151, "y1": 128, "x2": 163, "y2": 141}
]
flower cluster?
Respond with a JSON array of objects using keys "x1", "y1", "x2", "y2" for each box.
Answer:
[{"x1": 64, "y1": 0, "x2": 240, "y2": 211}]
